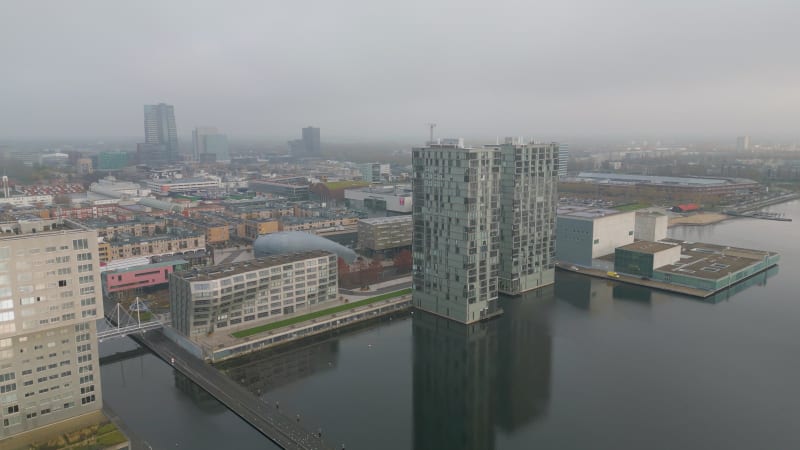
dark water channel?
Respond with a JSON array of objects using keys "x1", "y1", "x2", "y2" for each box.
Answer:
[{"x1": 102, "y1": 201, "x2": 800, "y2": 449}]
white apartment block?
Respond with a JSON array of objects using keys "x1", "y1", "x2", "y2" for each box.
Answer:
[
  {"x1": 0, "y1": 218, "x2": 103, "y2": 440},
  {"x1": 170, "y1": 251, "x2": 338, "y2": 339}
]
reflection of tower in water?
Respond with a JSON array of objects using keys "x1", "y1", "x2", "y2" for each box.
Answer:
[
  {"x1": 221, "y1": 340, "x2": 340, "y2": 395},
  {"x1": 495, "y1": 288, "x2": 554, "y2": 431},
  {"x1": 413, "y1": 310, "x2": 497, "y2": 450},
  {"x1": 413, "y1": 290, "x2": 554, "y2": 449}
]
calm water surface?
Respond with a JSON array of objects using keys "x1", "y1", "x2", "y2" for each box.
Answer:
[{"x1": 103, "y1": 201, "x2": 800, "y2": 449}]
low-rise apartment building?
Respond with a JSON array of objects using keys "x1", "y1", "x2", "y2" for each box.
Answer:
[
  {"x1": 99, "y1": 228, "x2": 205, "y2": 263},
  {"x1": 169, "y1": 251, "x2": 338, "y2": 339}
]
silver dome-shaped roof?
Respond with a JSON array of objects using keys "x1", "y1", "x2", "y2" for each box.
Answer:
[{"x1": 254, "y1": 231, "x2": 357, "y2": 263}]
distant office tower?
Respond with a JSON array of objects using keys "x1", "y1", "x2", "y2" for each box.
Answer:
[
  {"x1": 412, "y1": 140, "x2": 501, "y2": 323},
  {"x1": 736, "y1": 136, "x2": 751, "y2": 151},
  {"x1": 192, "y1": 126, "x2": 230, "y2": 162},
  {"x1": 0, "y1": 218, "x2": 103, "y2": 439},
  {"x1": 92, "y1": 151, "x2": 129, "y2": 171},
  {"x1": 359, "y1": 163, "x2": 391, "y2": 183},
  {"x1": 302, "y1": 127, "x2": 321, "y2": 155},
  {"x1": 142, "y1": 103, "x2": 178, "y2": 164},
  {"x1": 557, "y1": 142, "x2": 569, "y2": 178},
  {"x1": 489, "y1": 139, "x2": 558, "y2": 295}
]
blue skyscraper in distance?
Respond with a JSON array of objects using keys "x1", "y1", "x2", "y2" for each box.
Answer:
[{"x1": 139, "y1": 103, "x2": 178, "y2": 164}]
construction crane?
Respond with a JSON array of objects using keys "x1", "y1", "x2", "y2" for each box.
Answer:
[{"x1": 427, "y1": 123, "x2": 437, "y2": 144}]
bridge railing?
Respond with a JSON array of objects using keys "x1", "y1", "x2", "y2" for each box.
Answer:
[{"x1": 98, "y1": 296, "x2": 163, "y2": 341}]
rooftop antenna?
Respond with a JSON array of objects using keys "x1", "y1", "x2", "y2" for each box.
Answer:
[{"x1": 427, "y1": 123, "x2": 437, "y2": 144}]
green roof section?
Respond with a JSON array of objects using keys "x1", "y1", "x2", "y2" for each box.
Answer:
[
  {"x1": 231, "y1": 288, "x2": 412, "y2": 338},
  {"x1": 613, "y1": 202, "x2": 650, "y2": 212}
]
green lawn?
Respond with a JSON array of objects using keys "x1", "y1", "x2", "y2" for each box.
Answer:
[
  {"x1": 30, "y1": 421, "x2": 127, "y2": 450},
  {"x1": 613, "y1": 202, "x2": 650, "y2": 212},
  {"x1": 231, "y1": 288, "x2": 412, "y2": 338}
]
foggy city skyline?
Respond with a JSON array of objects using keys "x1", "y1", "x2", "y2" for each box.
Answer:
[{"x1": 1, "y1": 0, "x2": 799, "y2": 142}]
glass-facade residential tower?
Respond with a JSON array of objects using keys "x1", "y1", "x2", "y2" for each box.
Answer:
[{"x1": 411, "y1": 140, "x2": 501, "y2": 324}]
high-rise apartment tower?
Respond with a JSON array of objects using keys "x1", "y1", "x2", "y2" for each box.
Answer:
[
  {"x1": 490, "y1": 139, "x2": 558, "y2": 295},
  {"x1": 411, "y1": 140, "x2": 501, "y2": 323},
  {"x1": 0, "y1": 218, "x2": 103, "y2": 439},
  {"x1": 557, "y1": 142, "x2": 568, "y2": 178}
]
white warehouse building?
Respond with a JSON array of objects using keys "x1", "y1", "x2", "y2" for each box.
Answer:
[{"x1": 556, "y1": 206, "x2": 636, "y2": 267}]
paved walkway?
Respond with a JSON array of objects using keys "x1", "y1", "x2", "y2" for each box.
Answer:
[
  {"x1": 339, "y1": 275, "x2": 412, "y2": 300},
  {"x1": 134, "y1": 330, "x2": 334, "y2": 450},
  {"x1": 556, "y1": 263, "x2": 712, "y2": 298}
]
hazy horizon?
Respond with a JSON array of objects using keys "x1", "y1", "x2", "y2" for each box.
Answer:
[{"x1": 2, "y1": 0, "x2": 799, "y2": 140}]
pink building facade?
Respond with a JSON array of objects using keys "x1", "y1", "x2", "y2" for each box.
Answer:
[{"x1": 103, "y1": 261, "x2": 184, "y2": 293}]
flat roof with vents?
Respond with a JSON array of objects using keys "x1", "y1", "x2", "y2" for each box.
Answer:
[
  {"x1": 557, "y1": 205, "x2": 630, "y2": 220},
  {"x1": 175, "y1": 250, "x2": 334, "y2": 282},
  {"x1": 617, "y1": 241, "x2": 679, "y2": 254},
  {"x1": 655, "y1": 240, "x2": 777, "y2": 280}
]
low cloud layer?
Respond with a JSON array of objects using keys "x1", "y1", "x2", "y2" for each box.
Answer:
[{"x1": 1, "y1": 0, "x2": 797, "y2": 140}]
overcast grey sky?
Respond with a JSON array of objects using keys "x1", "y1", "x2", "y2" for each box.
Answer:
[{"x1": 1, "y1": 0, "x2": 797, "y2": 141}]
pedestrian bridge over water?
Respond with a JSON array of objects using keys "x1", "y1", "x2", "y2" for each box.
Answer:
[{"x1": 97, "y1": 297, "x2": 163, "y2": 341}]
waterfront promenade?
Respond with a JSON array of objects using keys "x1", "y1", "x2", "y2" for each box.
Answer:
[
  {"x1": 133, "y1": 330, "x2": 334, "y2": 450},
  {"x1": 556, "y1": 263, "x2": 714, "y2": 297}
]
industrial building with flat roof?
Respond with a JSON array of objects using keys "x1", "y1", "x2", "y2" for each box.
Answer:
[
  {"x1": 556, "y1": 205, "x2": 636, "y2": 267},
  {"x1": 614, "y1": 239, "x2": 780, "y2": 291},
  {"x1": 358, "y1": 215, "x2": 412, "y2": 255},
  {"x1": 569, "y1": 172, "x2": 762, "y2": 199},
  {"x1": 169, "y1": 251, "x2": 338, "y2": 339},
  {"x1": 249, "y1": 179, "x2": 310, "y2": 201},
  {"x1": 344, "y1": 184, "x2": 413, "y2": 215}
]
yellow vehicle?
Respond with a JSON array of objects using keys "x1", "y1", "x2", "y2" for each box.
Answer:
[{"x1": 606, "y1": 271, "x2": 620, "y2": 278}]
